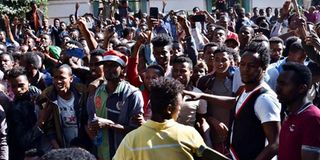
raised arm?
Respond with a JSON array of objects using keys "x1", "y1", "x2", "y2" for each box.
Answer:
[
  {"x1": 177, "y1": 16, "x2": 198, "y2": 65},
  {"x1": 183, "y1": 90, "x2": 236, "y2": 110},
  {"x1": 162, "y1": 0, "x2": 168, "y2": 13},
  {"x1": 77, "y1": 17, "x2": 98, "y2": 50},
  {"x1": 75, "y1": 2, "x2": 79, "y2": 21},
  {"x1": 102, "y1": 25, "x2": 116, "y2": 51},
  {"x1": 2, "y1": 15, "x2": 19, "y2": 47},
  {"x1": 127, "y1": 33, "x2": 146, "y2": 87}
]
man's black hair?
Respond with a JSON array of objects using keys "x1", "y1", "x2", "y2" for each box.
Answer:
[
  {"x1": 151, "y1": 34, "x2": 172, "y2": 48},
  {"x1": 243, "y1": 41, "x2": 270, "y2": 70},
  {"x1": 150, "y1": 77, "x2": 184, "y2": 119},
  {"x1": 147, "y1": 64, "x2": 165, "y2": 77},
  {"x1": 283, "y1": 36, "x2": 300, "y2": 57},
  {"x1": 23, "y1": 52, "x2": 42, "y2": 69},
  {"x1": 239, "y1": 25, "x2": 255, "y2": 35},
  {"x1": 269, "y1": 37, "x2": 284, "y2": 44},
  {"x1": 7, "y1": 66, "x2": 27, "y2": 80},
  {"x1": 282, "y1": 62, "x2": 312, "y2": 88},
  {"x1": 40, "y1": 33, "x2": 52, "y2": 41},
  {"x1": 203, "y1": 42, "x2": 219, "y2": 52},
  {"x1": 54, "y1": 64, "x2": 73, "y2": 76},
  {"x1": 289, "y1": 41, "x2": 304, "y2": 53},
  {"x1": 252, "y1": 34, "x2": 269, "y2": 42},
  {"x1": 41, "y1": 148, "x2": 96, "y2": 160},
  {"x1": 213, "y1": 25, "x2": 227, "y2": 34},
  {"x1": 213, "y1": 46, "x2": 235, "y2": 60},
  {"x1": 66, "y1": 40, "x2": 84, "y2": 49},
  {"x1": 123, "y1": 27, "x2": 132, "y2": 38},
  {"x1": 172, "y1": 55, "x2": 193, "y2": 69},
  {"x1": 69, "y1": 14, "x2": 75, "y2": 19},
  {"x1": 193, "y1": 7, "x2": 200, "y2": 12}
]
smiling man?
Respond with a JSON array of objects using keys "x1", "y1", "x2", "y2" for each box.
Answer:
[
  {"x1": 196, "y1": 46, "x2": 235, "y2": 154},
  {"x1": 38, "y1": 64, "x2": 90, "y2": 150}
]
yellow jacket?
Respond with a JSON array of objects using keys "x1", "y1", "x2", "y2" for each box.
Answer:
[{"x1": 113, "y1": 119, "x2": 206, "y2": 160}]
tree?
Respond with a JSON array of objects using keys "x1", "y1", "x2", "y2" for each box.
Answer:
[{"x1": 0, "y1": 0, "x2": 48, "y2": 19}]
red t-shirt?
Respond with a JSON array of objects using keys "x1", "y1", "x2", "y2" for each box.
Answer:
[
  {"x1": 127, "y1": 56, "x2": 150, "y2": 114},
  {"x1": 279, "y1": 104, "x2": 320, "y2": 160}
]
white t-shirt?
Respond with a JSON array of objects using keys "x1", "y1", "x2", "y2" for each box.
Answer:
[
  {"x1": 235, "y1": 83, "x2": 281, "y2": 123},
  {"x1": 57, "y1": 93, "x2": 78, "y2": 146},
  {"x1": 230, "y1": 83, "x2": 281, "y2": 160}
]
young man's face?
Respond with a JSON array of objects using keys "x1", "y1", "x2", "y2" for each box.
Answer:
[
  {"x1": 153, "y1": 45, "x2": 171, "y2": 69},
  {"x1": 239, "y1": 52, "x2": 264, "y2": 84},
  {"x1": 40, "y1": 35, "x2": 51, "y2": 47},
  {"x1": 143, "y1": 68, "x2": 161, "y2": 91},
  {"x1": 103, "y1": 61, "x2": 123, "y2": 81},
  {"x1": 287, "y1": 50, "x2": 306, "y2": 64},
  {"x1": 0, "y1": 54, "x2": 14, "y2": 72},
  {"x1": 9, "y1": 75, "x2": 29, "y2": 98},
  {"x1": 239, "y1": 27, "x2": 253, "y2": 46},
  {"x1": 89, "y1": 56, "x2": 104, "y2": 78},
  {"x1": 60, "y1": 22, "x2": 67, "y2": 30},
  {"x1": 191, "y1": 66, "x2": 207, "y2": 83},
  {"x1": 0, "y1": 31, "x2": 5, "y2": 42},
  {"x1": 276, "y1": 70, "x2": 300, "y2": 104},
  {"x1": 214, "y1": 51, "x2": 231, "y2": 74},
  {"x1": 270, "y1": 42, "x2": 283, "y2": 62},
  {"x1": 54, "y1": 19, "x2": 60, "y2": 28},
  {"x1": 171, "y1": 43, "x2": 183, "y2": 60},
  {"x1": 212, "y1": 29, "x2": 227, "y2": 44},
  {"x1": 172, "y1": 62, "x2": 193, "y2": 87},
  {"x1": 203, "y1": 46, "x2": 217, "y2": 73},
  {"x1": 53, "y1": 68, "x2": 73, "y2": 94}
]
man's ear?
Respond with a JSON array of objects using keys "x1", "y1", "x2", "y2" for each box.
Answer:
[
  {"x1": 70, "y1": 75, "x2": 74, "y2": 83},
  {"x1": 190, "y1": 68, "x2": 193, "y2": 76},
  {"x1": 298, "y1": 84, "x2": 308, "y2": 94},
  {"x1": 166, "y1": 104, "x2": 175, "y2": 115}
]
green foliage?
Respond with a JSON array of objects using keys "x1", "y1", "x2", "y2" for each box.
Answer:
[{"x1": 0, "y1": 0, "x2": 47, "y2": 18}]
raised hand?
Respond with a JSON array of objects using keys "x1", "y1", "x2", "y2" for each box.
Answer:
[
  {"x1": 177, "y1": 15, "x2": 190, "y2": 29},
  {"x1": 305, "y1": 33, "x2": 320, "y2": 51},
  {"x1": 2, "y1": 15, "x2": 10, "y2": 27},
  {"x1": 162, "y1": 0, "x2": 168, "y2": 6},
  {"x1": 147, "y1": 17, "x2": 158, "y2": 30},
  {"x1": 75, "y1": 2, "x2": 80, "y2": 10},
  {"x1": 104, "y1": 25, "x2": 116, "y2": 40},
  {"x1": 279, "y1": 0, "x2": 291, "y2": 21}
]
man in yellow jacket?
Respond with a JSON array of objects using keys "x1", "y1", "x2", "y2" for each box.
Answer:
[{"x1": 113, "y1": 77, "x2": 206, "y2": 160}]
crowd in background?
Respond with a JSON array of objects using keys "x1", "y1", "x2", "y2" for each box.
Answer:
[{"x1": 0, "y1": 0, "x2": 320, "y2": 159}]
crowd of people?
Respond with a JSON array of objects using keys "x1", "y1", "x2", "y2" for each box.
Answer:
[{"x1": 0, "y1": 0, "x2": 319, "y2": 159}]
